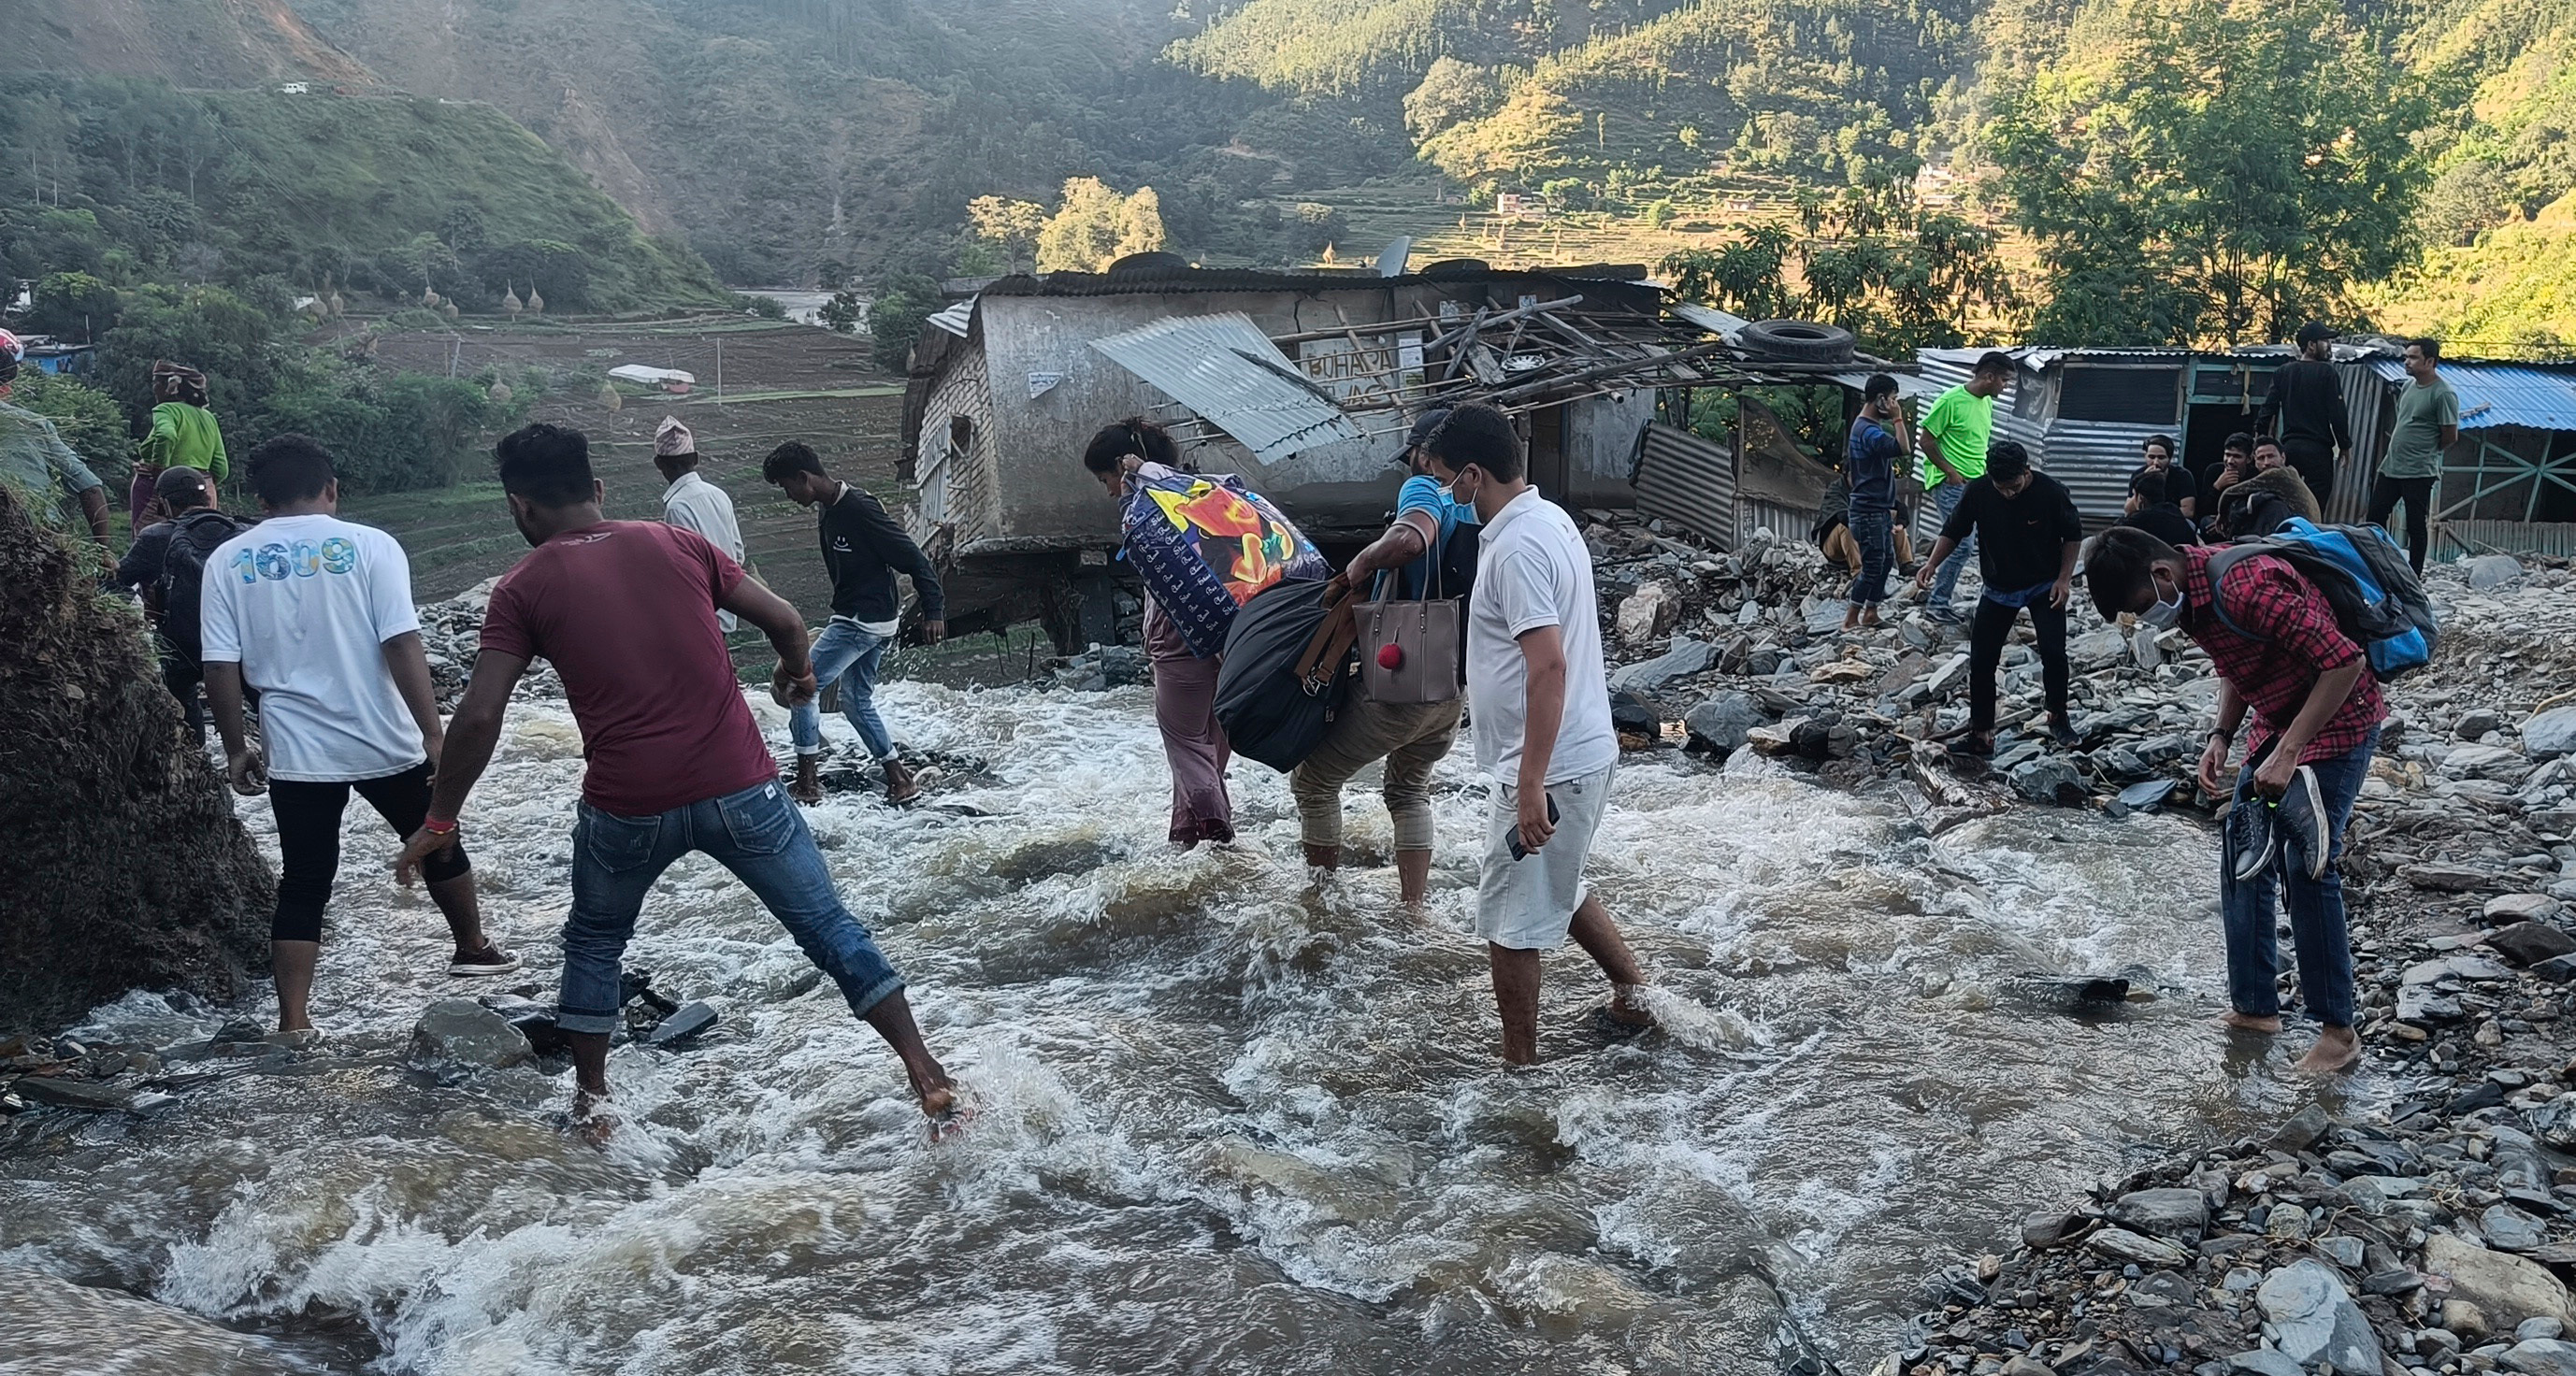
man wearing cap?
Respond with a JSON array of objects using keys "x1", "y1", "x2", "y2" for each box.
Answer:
[
  {"x1": 0, "y1": 331, "x2": 113, "y2": 545},
  {"x1": 2255, "y1": 323, "x2": 2351, "y2": 506},
  {"x1": 654, "y1": 417, "x2": 746, "y2": 632},
  {"x1": 1292, "y1": 408, "x2": 1480, "y2": 903}
]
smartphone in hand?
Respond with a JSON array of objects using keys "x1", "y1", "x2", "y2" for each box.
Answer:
[{"x1": 1507, "y1": 793, "x2": 1561, "y2": 862}]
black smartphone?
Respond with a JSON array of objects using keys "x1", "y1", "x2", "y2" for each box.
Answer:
[{"x1": 1508, "y1": 793, "x2": 1561, "y2": 862}]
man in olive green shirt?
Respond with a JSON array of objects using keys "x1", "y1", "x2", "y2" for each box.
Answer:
[
  {"x1": 0, "y1": 347, "x2": 113, "y2": 545},
  {"x1": 1914, "y1": 351, "x2": 2013, "y2": 624},
  {"x1": 2367, "y1": 337, "x2": 2458, "y2": 575}
]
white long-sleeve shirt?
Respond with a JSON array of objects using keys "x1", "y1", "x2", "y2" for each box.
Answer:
[{"x1": 661, "y1": 470, "x2": 744, "y2": 631}]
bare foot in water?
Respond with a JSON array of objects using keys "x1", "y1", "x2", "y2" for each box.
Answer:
[
  {"x1": 568, "y1": 1090, "x2": 617, "y2": 1148},
  {"x1": 1604, "y1": 983, "x2": 1656, "y2": 1029},
  {"x1": 2294, "y1": 1027, "x2": 2361, "y2": 1074},
  {"x1": 2217, "y1": 1010, "x2": 2283, "y2": 1034}
]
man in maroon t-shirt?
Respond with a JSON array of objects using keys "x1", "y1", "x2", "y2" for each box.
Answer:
[{"x1": 396, "y1": 423, "x2": 955, "y2": 1136}]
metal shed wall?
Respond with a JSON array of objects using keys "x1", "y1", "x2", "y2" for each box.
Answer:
[
  {"x1": 1633, "y1": 422, "x2": 1736, "y2": 550},
  {"x1": 1564, "y1": 390, "x2": 1659, "y2": 508}
]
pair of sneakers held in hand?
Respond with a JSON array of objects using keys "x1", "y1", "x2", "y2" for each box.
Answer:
[{"x1": 2230, "y1": 764, "x2": 2330, "y2": 883}]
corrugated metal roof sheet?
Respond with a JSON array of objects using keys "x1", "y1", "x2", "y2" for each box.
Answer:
[
  {"x1": 1633, "y1": 422, "x2": 1736, "y2": 550},
  {"x1": 1090, "y1": 312, "x2": 1366, "y2": 462},
  {"x1": 924, "y1": 301, "x2": 973, "y2": 337},
  {"x1": 2366, "y1": 360, "x2": 2576, "y2": 432},
  {"x1": 982, "y1": 264, "x2": 1651, "y2": 298}
]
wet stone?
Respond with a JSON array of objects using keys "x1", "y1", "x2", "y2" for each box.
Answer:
[
  {"x1": 2270, "y1": 1104, "x2": 2332, "y2": 1153},
  {"x1": 2223, "y1": 1352, "x2": 2302, "y2": 1376},
  {"x1": 2490, "y1": 1205, "x2": 2553, "y2": 1254},
  {"x1": 2318, "y1": 1236, "x2": 2367, "y2": 1268},
  {"x1": 2256, "y1": 1258, "x2": 2381, "y2": 1370},
  {"x1": 2088, "y1": 1227, "x2": 2189, "y2": 1269},
  {"x1": 2115, "y1": 1188, "x2": 2212, "y2": 1239},
  {"x1": 2505, "y1": 1339, "x2": 2576, "y2": 1376},
  {"x1": 1684, "y1": 692, "x2": 1765, "y2": 753},
  {"x1": 408, "y1": 998, "x2": 534, "y2": 1075},
  {"x1": 2491, "y1": 894, "x2": 2571, "y2": 925},
  {"x1": 2491, "y1": 922, "x2": 2576, "y2": 968}
]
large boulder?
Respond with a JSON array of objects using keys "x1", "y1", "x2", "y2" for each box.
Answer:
[
  {"x1": 2526, "y1": 708, "x2": 2576, "y2": 760},
  {"x1": 1608, "y1": 637, "x2": 1717, "y2": 692},
  {"x1": 2255, "y1": 1259, "x2": 2380, "y2": 1370},
  {"x1": 0, "y1": 486, "x2": 271, "y2": 1037},
  {"x1": 2425, "y1": 1232, "x2": 2576, "y2": 1329},
  {"x1": 1684, "y1": 692, "x2": 1765, "y2": 753}
]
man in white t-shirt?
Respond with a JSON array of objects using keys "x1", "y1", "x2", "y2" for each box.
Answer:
[
  {"x1": 654, "y1": 416, "x2": 746, "y2": 633},
  {"x1": 200, "y1": 434, "x2": 518, "y2": 1041},
  {"x1": 1420, "y1": 405, "x2": 1650, "y2": 1064}
]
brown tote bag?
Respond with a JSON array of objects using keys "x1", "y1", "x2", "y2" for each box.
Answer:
[{"x1": 1355, "y1": 535, "x2": 1464, "y2": 704}]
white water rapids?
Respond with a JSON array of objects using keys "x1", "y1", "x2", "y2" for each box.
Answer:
[{"x1": 0, "y1": 679, "x2": 2366, "y2": 1373}]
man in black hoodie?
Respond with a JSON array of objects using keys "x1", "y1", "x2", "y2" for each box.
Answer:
[
  {"x1": 112, "y1": 465, "x2": 248, "y2": 736},
  {"x1": 763, "y1": 442, "x2": 946, "y2": 805}
]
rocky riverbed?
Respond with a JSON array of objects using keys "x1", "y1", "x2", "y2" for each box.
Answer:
[{"x1": 7, "y1": 509, "x2": 2575, "y2": 1375}]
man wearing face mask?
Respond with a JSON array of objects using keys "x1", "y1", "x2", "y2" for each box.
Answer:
[{"x1": 2084, "y1": 525, "x2": 2384, "y2": 1075}]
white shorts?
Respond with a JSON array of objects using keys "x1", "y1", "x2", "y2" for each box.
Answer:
[{"x1": 1475, "y1": 764, "x2": 1615, "y2": 950}]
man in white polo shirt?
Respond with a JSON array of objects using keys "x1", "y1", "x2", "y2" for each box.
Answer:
[{"x1": 1419, "y1": 405, "x2": 1650, "y2": 1064}]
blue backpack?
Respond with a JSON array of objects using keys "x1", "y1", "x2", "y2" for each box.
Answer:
[{"x1": 2202, "y1": 519, "x2": 2439, "y2": 681}]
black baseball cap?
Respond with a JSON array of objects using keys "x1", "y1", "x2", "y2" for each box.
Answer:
[{"x1": 1404, "y1": 408, "x2": 1454, "y2": 452}]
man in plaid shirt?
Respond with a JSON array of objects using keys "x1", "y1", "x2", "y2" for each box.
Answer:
[{"x1": 2087, "y1": 526, "x2": 2386, "y2": 1073}]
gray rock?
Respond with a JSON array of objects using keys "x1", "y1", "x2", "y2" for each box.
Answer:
[
  {"x1": 2118, "y1": 779, "x2": 2180, "y2": 811},
  {"x1": 1684, "y1": 692, "x2": 1766, "y2": 754},
  {"x1": 642, "y1": 999, "x2": 719, "y2": 1048},
  {"x1": 2449, "y1": 744, "x2": 2535, "y2": 781},
  {"x1": 2489, "y1": 921, "x2": 2576, "y2": 967},
  {"x1": 2255, "y1": 1259, "x2": 2381, "y2": 1370},
  {"x1": 2011, "y1": 758, "x2": 2085, "y2": 806},
  {"x1": 2069, "y1": 627, "x2": 2128, "y2": 669},
  {"x1": 1607, "y1": 637, "x2": 1718, "y2": 692},
  {"x1": 2461, "y1": 710, "x2": 2507, "y2": 739},
  {"x1": 2490, "y1": 894, "x2": 2569, "y2": 925},
  {"x1": 2489, "y1": 1205, "x2": 2553, "y2": 1253},
  {"x1": 2526, "y1": 708, "x2": 2576, "y2": 761},
  {"x1": 2411, "y1": 862, "x2": 2504, "y2": 892},
  {"x1": 1997, "y1": 1357, "x2": 2053, "y2": 1376},
  {"x1": 2425, "y1": 1232, "x2": 2576, "y2": 1328},
  {"x1": 2506, "y1": 1339, "x2": 2576, "y2": 1376},
  {"x1": 2272, "y1": 1103, "x2": 2332, "y2": 1152},
  {"x1": 2468, "y1": 553, "x2": 2526, "y2": 590},
  {"x1": 2023, "y1": 1210, "x2": 2083, "y2": 1248},
  {"x1": 11, "y1": 1077, "x2": 145, "y2": 1111},
  {"x1": 2087, "y1": 1226, "x2": 2189, "y2": 1268},
  {"x1": 2396, "y1": 985, "x2": 2466, "y2": 1025},
  {"x1": 2319, "y1": 1235, "x2": 2367, "y2": 1268},
  {"x1": 1925, "y1": 652, "x2": 1970, "y2": 697},
  {"x1": 408, "y1": 998, "x2": 534, "y2": 1073},
  {"x1": 2223, "y1": 1352, "x2": 2304, "y2": 1376},
  {"x1": 2523, "y1": 1321, "x2": 2570, "y2": 1343},
  {"x1": 2115, "y1": 1187, "x2": 2212, "y2": 1239}
]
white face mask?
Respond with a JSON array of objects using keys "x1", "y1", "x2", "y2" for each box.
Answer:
[{"x1": 2140, "y1": 570, "x2": 2184, "y2": 629}]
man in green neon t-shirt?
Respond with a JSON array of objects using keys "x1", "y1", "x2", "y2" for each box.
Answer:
[{"x1": 1914, "y1": 351, "x2": 2014, "y2": 624}]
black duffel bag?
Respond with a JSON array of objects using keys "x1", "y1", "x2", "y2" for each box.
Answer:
[{"x1": 1212, "y1": 578, "x2": 1358, "y2": 773}]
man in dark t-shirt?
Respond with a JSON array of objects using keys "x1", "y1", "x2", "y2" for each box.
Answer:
[
  {"x1": 1913, "y1": 441, "x2": 2085, "y2": 755},
  {"x1": 2256, "y1": 322, "x2": 2352, "y2": 505},
  {"x1": 396, "y1": 423, "x2": 956, "y2": 1140},
  {"x1": 2124, "y1": 434, "x2": 2195, "y2": 518}
]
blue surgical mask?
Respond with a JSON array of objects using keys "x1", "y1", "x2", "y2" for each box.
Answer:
[
  {"x1": 2140, "y1": 571, "x2": 2184, "y2": 630},
  {"x1": 1444, "y1": 472, "x2": 1477, "y2": 508}
]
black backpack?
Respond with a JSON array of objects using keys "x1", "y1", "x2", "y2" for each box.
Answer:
[
  {"x1": 1212, "y1": 579, "x2": 1355, "y2": 773},
  {"x1": 156, "y1": 509, "x2": 246, "y2": 662}
]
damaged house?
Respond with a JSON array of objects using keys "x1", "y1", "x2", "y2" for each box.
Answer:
[{"x1": 900, "y1": 254, "x2": 1884, "y2": 650}]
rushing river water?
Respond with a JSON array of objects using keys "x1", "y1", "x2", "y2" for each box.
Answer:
[{"x1": 0, "y1": 681, "x2": 2361, "y2": 1374}]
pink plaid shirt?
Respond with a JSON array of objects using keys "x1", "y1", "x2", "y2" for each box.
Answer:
[{"x1": 2181, "y1": 546, "x2": 2385, "y2": 765}]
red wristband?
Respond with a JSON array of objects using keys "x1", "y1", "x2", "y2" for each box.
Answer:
[{"x1": 423, "y1": 815, "x2": 458, "y2": 836}]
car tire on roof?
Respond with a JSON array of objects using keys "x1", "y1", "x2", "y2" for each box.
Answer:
[{"x1": 1738, "y1": 319, "x2": 1856, "y2": 364}]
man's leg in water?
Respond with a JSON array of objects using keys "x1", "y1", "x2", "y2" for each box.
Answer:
[
  {"x1": 266, "y1": 777, "x2": 356, "y2": 1032},
  {"x1": 786, "y1": 620, "x2": 870, "y2": 803},
  {"x1": 353, "y1": 763, "x2": 500, "y2": 963},
  {"x1": 557, "y1": 801, "x2": 689, "y2": 1121},
  {"x1": 1381, "y1": 702, "x2": 1461, "y2": 905},
  {"x1": 1487, "y1": 944, "x2": 1543, "y2": 1065},
  {"x1": 698, "y1": 779, "x2": 954, "y2": 1114},
  {"x1": 1569, "y1": 895, "x2": 1651, "y2": 1023}
]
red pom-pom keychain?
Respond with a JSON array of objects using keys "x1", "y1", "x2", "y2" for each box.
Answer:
[{"x1": 1377, "y1": 644, "x2": 1404, "y2": 671}]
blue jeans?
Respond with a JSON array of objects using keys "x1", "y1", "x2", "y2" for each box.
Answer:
[
  {"x1": 1927, "y1": 482, "x2": 1976, "y2": 607},
  {"x1": 1846, "y1": 505, "x2": 1894, "y2": 608},
  {"x1": 2220, "y1": 728, "x2": 2377, "y2": 1029},
  {"x1": 789, "y1": 619, "x2": 895, "y2": 760},
  {"x1": 557, "y1": 779, "x2": 906, "y2": 1035}
]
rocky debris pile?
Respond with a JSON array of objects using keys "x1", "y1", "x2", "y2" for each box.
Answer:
[
  {"x1": 1, "y1": 486, "x2": 272, "y2": 1037},
  {"x1": 1581, "y1": 507, "x2": 2576, "y2": 830},
  {"x1": 1871, "y1": 557, "x2": 2576, "y2": 1376},
  {"x1": 416, "y1": 576, "x2": 560, "y2": 709}
]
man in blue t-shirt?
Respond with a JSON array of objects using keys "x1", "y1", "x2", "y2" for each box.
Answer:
[
  {"x1": 1842, "y1": 374, "x2": 1907, "y2": 630},
  {"x1": 1290, "y1": 408, "x2": 1480, "y2": 902}
]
